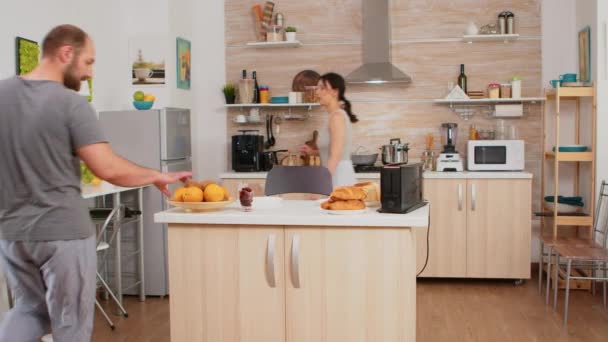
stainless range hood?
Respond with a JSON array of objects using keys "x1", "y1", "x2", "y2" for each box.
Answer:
[{"x1": 346, "y1": 0, "x2": 412, "y2": 84}]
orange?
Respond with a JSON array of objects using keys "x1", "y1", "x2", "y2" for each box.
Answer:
[
  {"x1": 222, "y1": 186, "x2": 230, "y2": 200},
  {"x1": 182, "y1": 186, "x2": 204, "y2": 202},
  {"x1": 172, "y1": 186, "x2": 189, "y2": 202},
  {"x1": 204, "y1": 184, "x2": 224, "y2": 202}
]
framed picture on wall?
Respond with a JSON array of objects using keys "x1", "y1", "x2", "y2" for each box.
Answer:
[
  {"x1": 15, "y1": 37, "x2": 40, "y2": 75},
  {"x1": 578, "y1": 26, "x2": 591, "y2": 82},
  {"x1": 176, "y1": 37, "x2": 191, "y2": 90},
  {"x1": 129, "y1": 36, "x2": 166, "y2": 86}
]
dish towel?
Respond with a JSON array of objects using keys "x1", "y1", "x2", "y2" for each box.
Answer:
[{"x1": 544, "y1": 196, "x2": 584, "y2": 207}]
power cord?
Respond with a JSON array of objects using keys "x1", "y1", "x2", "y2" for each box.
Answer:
[{"x1": 417, "y1": 201, "x2": 431, "y2": 277}]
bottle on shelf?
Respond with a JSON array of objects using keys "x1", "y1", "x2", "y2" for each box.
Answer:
[
  {"x1": 252, "y1": 71, "x2": 260, "y2": 104},
  {"x1": 458, "y1": 64, "x2": 467, "y2": 93}
]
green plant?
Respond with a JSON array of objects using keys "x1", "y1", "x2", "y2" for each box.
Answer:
[
  {"x1": 222, "y1": 83, "x2": 236, "y2": 97},
  {"x1": 285, "y1": 26, "x2": 297, "y2": 33}
]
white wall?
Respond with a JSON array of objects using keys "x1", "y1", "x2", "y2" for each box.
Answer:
[
  {"x1": 596, "y1": 1, "x2": 608, "y2": 202},
  {"x1": 190, "y1": 0, "x2": 227, "y2": 180}
]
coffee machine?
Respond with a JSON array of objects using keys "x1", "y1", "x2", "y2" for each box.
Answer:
[
  {"x1": 232, "y1": 130, "x2": 264, "y2": 172},
  {"x1": 436, "y1": 123, "x2": 464, "y2": 172}
]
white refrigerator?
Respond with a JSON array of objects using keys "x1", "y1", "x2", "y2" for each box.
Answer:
[{"x1": 98, "y1": 108, "x2": 191, "y2": 296}]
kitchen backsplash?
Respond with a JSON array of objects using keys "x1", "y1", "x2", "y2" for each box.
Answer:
[{"x1": 225, "y1": 0, "x2": 543, "y2": 212}]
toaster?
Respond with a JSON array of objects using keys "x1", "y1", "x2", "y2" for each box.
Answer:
[{"x1": 379, "y1": 163, "x2": 425, "y2": 214}]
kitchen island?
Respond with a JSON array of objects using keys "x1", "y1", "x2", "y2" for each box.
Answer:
[{"x1": 155, "y1": 200, "x2": 428, "y2": 342}]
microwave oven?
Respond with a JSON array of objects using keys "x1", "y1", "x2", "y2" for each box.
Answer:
[{"x1": 467, "y1": 140, "x2": 525, "y2": 171}]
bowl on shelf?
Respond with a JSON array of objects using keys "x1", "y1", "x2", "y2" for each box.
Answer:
[
  {"x1": 133, "y1": 101, "x2": 154, "y2": 110},
  {"x1": 270, "y1": 96, "x2": 289, "y2": 104},
  {"x1": 552, "y1": 145, "x2": 588, "y2": 152},
  {"x1": 544, "y1": 200, "x2": 582, "y2": 213}
]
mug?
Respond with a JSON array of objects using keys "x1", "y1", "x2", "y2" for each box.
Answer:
[
  {"x1": 235, "y1": 114, "x2": 247, "y2": 123},
  {"x1": 134, "y1": 68, "x2": 154, "y2": 80},
  {"x1": 248, "y1": 108, "x2": 260, "y2": 122},
  {"x1": 559, "y1": 73, "x2": 577, "y2": 82},
  {"x1": 550, "y1": 80, "x2": 561, "y2": 88}
]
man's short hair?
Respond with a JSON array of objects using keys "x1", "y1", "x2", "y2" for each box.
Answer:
[{"x1": 42, "y1": 25, "x2": 88, "y2": 57}]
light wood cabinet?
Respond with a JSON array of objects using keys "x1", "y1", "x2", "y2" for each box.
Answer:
[
  {"x1": 419, "y1": 178, "x2": 531, "y2": 279},
  {"x1": 167, "y1": 225, "x2": 285, "y2": 342},
  {"x1": 466, "y1": 179, "x2": 531, "y2": 279},
  {"x1": 284, "y1": 227, "x2": 416, "y2": 342},
  {"x1": 418, "y1": 179, "x2": 467, "y2": 277},
  {"x1": 168, "y1": 224, "x2": 417, "y2": 342}
]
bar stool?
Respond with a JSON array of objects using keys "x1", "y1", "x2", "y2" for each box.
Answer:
[{"x1": 94, "y1": 205, "x2": 128, "y2": 330}]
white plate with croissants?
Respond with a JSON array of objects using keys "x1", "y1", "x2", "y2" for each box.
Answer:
[{"x1": 319, "y1": 182, "x2": 380, "y2": 214}]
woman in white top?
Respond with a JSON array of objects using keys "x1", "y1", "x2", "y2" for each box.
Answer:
[{"x1": 300, "y1": 73, "x2": 358, "y2": 187}]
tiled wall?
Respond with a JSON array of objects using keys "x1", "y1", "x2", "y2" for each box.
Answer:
[{"x1": 225, "y1": 0, "x2": 543, "y2": 211}]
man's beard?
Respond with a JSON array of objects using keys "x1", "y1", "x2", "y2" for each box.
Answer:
[{"x1": 63, "y1": 61, "x2": 82, "y2": 91}]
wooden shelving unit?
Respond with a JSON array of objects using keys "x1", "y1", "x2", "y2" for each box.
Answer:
[{"x1": 541, "y1": 84, "x2": 597, "y2": 238}]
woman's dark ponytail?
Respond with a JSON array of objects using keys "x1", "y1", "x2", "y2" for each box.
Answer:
[
  {"x1": 320, "y1": 72, "x2": 358, "y2": 123},
  {"x1": 339, "y1": 94, "x2": 358, "y2": 123}
]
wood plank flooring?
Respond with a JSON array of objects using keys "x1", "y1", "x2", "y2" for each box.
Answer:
[{"x1": 92, "y1": 270, "x2": 608, "y2": 342}]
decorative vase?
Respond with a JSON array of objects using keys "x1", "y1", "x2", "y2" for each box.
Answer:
[
  {"x1": 465, "y1": 22, "x2": 479, "y2": 35},
  {"x1": 286, "y1": 32, "x2": 297, "y2": 42}
]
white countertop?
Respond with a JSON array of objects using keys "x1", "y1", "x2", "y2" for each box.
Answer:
[
  {"x1": 81, "y1": 181, "x2": 144, "y2": 199},
  {"x1": 423, "y1": 171, "x2": 533, "y2": 179},
  {"x1": 154, "y1": 199, "x2": 429, "y2": 228},
  {"x1": 220, "y1": 171, "x2": 533, "y2": 180}
]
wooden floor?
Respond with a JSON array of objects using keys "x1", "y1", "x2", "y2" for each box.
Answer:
[{"x1": 92, "y1": 269, "x2": 608, "y2": 342}]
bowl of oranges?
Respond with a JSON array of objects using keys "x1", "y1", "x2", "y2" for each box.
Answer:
[{"x1": 168, "y1": 180, "x2": 235, "y2": 211}]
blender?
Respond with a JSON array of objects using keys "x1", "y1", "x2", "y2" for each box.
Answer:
[{"x1": 436, "y1": 123, "x2": 464, "y2": 172}]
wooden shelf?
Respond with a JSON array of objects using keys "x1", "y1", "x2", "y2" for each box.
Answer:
[
  {"x1": 226, "y1": 103, "x2": 319, "y2": 109},
  {"x1": 545, "y1": 87, "x2": 594, "y2": 98},
  {"x1": 544, "y1": 151, "x2": 593, "y2": 162},
  {"x1": 541, "y1": 83, "x2": 596, "y2": 238},
  {"x1": 434, "y1": 97, "x2": 544, "y2": 104},
  {"x1": 246, "y1": 41, "x2": 302, "y2": 48},
  {"x1": 462, "y1": 34, "x2": 519, "y2": 43},
  {"x1": 542, "y1": 213, "x2": 594, "y2": 227}
]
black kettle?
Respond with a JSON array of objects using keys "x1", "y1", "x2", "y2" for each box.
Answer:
[{"x1": 259, "y1": 150, "x2": 287, "y2": 171}]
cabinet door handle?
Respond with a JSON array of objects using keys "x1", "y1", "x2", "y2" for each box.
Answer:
[
  {"x1": 266, "y1": 234, "x2": 276, "y2": 288},
  {"x1": 291, "y1": 234, "x2": 301, "y2": 288},
  {"x1": 458, "y1": 183, "x2": 463, "y2": 211},
  {"x1": 471, "y1": 183, "x2": 476, "y2": 211}
]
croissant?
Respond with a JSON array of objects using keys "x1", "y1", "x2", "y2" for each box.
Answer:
[
  {"x1": 321, "y1": 200, "x2": 331, "y2": 210},
  {"x1": 330, "y1": 186, "x2": 367, "y2": 201},
  {"x1": 327, "y1": 199, "x2": 366, "y2": 210}
]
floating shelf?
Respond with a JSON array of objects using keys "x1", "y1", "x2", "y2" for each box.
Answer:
[
  {"x1": 246, "y1": 41, "x2": 302, "y2": 48},
  {"x1": 434, "y1": 97, "x2": 544, "y2": 120},
  {"x1": 226, "y1": 103, "x2": 319, "y2": 109},
  {"x1": 434, "y1": 97, "x2": 544, "y2": 105},
  {"x1": 545, "y1": 87, "x2": 594, "y2": 98},
  {"x1": 544, "y1": 151, "x2": 593, "y2": 162},
  {"x1": 463, "y1": 34, "x2": 520, "y2": 43}
]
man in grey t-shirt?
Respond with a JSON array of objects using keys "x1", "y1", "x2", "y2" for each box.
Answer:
[{"x1": 0, "y1": 25, "x2": 191, "y2": 341}]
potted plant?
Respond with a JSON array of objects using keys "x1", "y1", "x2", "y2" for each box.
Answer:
[
  {"x1": 285, "y1": 26, "x2": 297, "y2": 42},
  {"x1": 222, "y1": 83, "x2": 236, "y2": 104}
]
